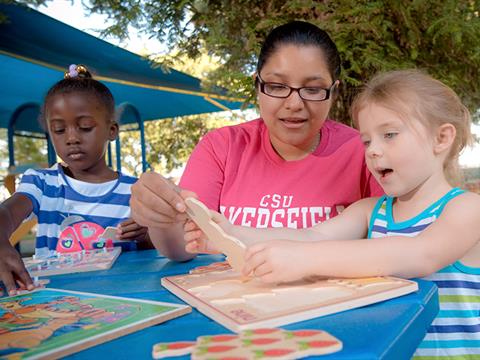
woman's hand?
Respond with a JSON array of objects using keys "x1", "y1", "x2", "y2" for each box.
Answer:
[
  {"x1": 183, "y1": 210, "x2": 232, "y2": 254},
  {"x1": 130, "y1": 171, "x2": 188, "y2": 228},
  {"x1": 243, "y1": 240, "x2": 313, "y2": 283},
  {"x1": 0, "y1": 242, "x2": 34, "y2": 296}
]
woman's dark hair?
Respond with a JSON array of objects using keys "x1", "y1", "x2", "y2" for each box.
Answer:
[
  {"x1": 257, "y1": 21, "x2": 341, "y2": 81},
  {"x1": 41, "y1": 65, "x2": 115, "y2": 127}
]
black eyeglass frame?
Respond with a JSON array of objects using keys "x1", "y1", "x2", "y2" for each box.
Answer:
[{"x1": 256, "y1": 73, "x2": 337, "y2": 102}]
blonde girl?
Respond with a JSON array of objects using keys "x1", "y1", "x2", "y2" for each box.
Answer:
[{"x1": 185, "y1": 69, "x2": 480, "y2": 358}]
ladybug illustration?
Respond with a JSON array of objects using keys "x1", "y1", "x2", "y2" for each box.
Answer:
[{"x1": 56, "y1": 215, "x2": 114, "y2": 252}]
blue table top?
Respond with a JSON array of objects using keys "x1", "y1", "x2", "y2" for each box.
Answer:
[{"x1": 42, "y1": 249, "x2": 438, "y2": 360}]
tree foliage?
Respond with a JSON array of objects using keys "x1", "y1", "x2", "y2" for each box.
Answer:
[
  {"x1": 79, "y1": 0, "x2": 480, "y2": 124},
  {"x1": 116, "y1": 113, "x2": 243, "y2": 177},
  {"x1": 114, "y1": 48, "x2": 247, "y2": 177},
  {"x1": 0, "y1": 129, "x2": 48, "y2": 169},
  {"x1": 3, "y1": 0, "x2": 479, "y2": 176}
]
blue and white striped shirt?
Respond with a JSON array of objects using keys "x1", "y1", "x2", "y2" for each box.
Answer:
[
  {"x1": 16, "y1": 163, "x2": 138, "y2": 255},
  {"x1": 368, "y1": 188, "x2": 480, "y2": 359}
]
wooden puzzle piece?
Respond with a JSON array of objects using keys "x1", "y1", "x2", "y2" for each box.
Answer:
[
  {"x1": 151, "y1": 328, "x2": 342, "y2": 359},
  {"x1": 280, "y1": 329, "x2": 343, "y2": 357},
  {"x1": 184, "y1": 198, "x2": 246, "y2": 272},
  {"x1": 152, "y1": 341, "x2": 196, "y2": 359},
  {"x1": 97, "y1": 226, "x2": 118, "y2": 247},
  {"x1": 189, "y1": 261, "x2": 232, "y2": 274},
  {"x1": 192, "y1": 328, "x2": 342, "y2": 359}
]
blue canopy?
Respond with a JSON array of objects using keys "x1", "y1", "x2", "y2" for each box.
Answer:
[{"x1": 0, "y1": 3, "x2": 244, "y2": 170}]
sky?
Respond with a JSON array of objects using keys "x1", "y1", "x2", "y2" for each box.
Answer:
[
  {"x1": 37, "y1": 0, "x2": 166, "y2": 55},
  {"x1": 36, "y1": 1, "x2": 480, "y2": 168}
]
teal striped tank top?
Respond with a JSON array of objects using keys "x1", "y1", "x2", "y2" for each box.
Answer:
[{"x1": 368, "y1": 188, "x2": 480, "y2": 359}]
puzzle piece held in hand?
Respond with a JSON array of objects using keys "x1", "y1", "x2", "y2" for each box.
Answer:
[
  {"x1": 185, "y1": 198, "x2": 246, "y2": 272},
  {"x1": 97, "y1": 226, "x2": 118, "y2": 247}
]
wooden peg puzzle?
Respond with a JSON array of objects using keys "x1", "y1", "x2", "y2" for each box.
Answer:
[
  {"x1": 0, "y1": 288, "x2": 191, "y2": 359},
  {"x1": 162, "y1": 263, "x2": 418, "y2": 332},
  {"x1": 23, "y1": 246, "x2": 122, "y2": 277},
  {"x1": 152, "y1": 327, "x2": 342, "y2": 359},
  {"x1": 184, "y1": 197, "x2": 246, "y2": 272},
  {"x1": 56, "y1": 218, "x2": 119, "y2": 252}
]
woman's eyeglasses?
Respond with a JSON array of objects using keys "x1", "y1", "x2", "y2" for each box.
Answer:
[{"x1": 257, "y1": 74, "x2": 335, "y2": 102}]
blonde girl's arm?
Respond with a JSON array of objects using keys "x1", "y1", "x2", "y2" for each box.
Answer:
[
  {"x1": 244, "y1": 192, "x2": 480, "y2": 283},
  {"x1": 184, "y1": 197, "x2": 376, "y2": 252},
  {"x1": 229, "y1": 197, "x2": 377, "y2": 245}
]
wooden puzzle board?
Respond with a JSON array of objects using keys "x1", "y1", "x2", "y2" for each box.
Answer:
[
  {"x1": 0, "y1": 288, "x2": 191, "y2": 360},
  {"x1": 23, "y1": 247, "x2": 122, "y2": 277},
  {"x1": 162, "y1": 264, "x2": 418, "y2": 332}
]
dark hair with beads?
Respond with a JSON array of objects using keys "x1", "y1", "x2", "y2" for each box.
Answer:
[
  {"x1": 41, "y1": 64, "x2": 115, "y2": 127},
  {"x1": 256, "y1": 21, "x2": 341, "y2": 82}
]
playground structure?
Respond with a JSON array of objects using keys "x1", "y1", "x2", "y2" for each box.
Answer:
[{"x1": 0, "y1": 3, "x2": 244, "y2": 246}]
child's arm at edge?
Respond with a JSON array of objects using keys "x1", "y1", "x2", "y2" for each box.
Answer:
[{"x1": 0, "y1": 194, "x2": 35, "y2": 295}]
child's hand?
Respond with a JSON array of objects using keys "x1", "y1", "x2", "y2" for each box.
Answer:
[
  {"x1": 243, "y1": 240, "x2": 311, "y2": 283},
  {"x1": 0, "y1": 243, "x2": 34, "y2": 296},
  {"x1": 183, "y1": 219, "x2": 220, "y2": 254},
  {"x1": 183, "y1": 211, "x2": 232, "y2": 254},
  {"x1": 117, "y1": 218, "x2": 149, "y2": 243}
]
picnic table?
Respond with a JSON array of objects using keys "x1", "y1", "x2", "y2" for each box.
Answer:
[{"x1": 42, "y1": 249, "x2": 438, "y2": 359}]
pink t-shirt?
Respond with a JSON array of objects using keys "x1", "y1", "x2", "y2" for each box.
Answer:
[{"x1": 180, "y1": 118, "x2": 382, "y2": 229}]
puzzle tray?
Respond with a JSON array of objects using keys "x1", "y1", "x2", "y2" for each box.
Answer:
[{"x1": 162, "y1": 268, "x2": 418, "y2": 332}]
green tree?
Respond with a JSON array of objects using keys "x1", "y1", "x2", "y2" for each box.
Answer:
[
  {"x1": 0, "y1": 128, "x2": 48, "y2": 173},
  {"x1": 115, "y1": 112, "x2": 244, "y2": 177},
  {"x1": 61, "y1": 0, "x2": 480, "y2": 124},
  {"x1": 115, "y1": 51, "x2": 247, "y2": 177},
  {"x1": 7, "y1": 0, "x2": 479, "y2": 174}
]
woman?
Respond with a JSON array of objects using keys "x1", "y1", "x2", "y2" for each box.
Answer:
[{"x1": 130, "y1": 21, "x2": 382, "y2": 260}]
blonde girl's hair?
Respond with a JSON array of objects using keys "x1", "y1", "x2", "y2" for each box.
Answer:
[{"x1": 351, "y1": 69, "x2": 473, "y2": 186}]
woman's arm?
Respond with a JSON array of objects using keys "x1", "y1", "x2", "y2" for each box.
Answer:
[
  {"x1": 136, "y1": 130, "x2": 228, "y2": 260},
  {"x1": 130, "y1": 171, "x2": 194, "y2": 261}
]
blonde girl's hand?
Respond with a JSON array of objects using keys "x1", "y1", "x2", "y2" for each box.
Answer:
[
  {"x1": 243, "y1": 240, "x2": 312, "y2": 283},
  {"x1": 183, "y1": 219, "x2": 219, "y2": 254},
  {"x1": 183, "y1": 210, "x2": 233, "y2": 254}
]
